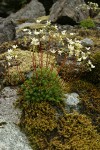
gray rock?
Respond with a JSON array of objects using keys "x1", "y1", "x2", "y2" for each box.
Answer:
[
  {"x1": 6, "y1": 0, "x2": 46, "y2": 22},
  {"x1": 81, "y1": 38, "x2": 94, "y2": 46},
  {"x1": 0, "y1": 87, "x2": 21, "y2": 123},
  {"x1": 0, "y1": 86, "x2": 32, "y2": 150},
  {"x1": 0, "y1": 17, "x2": 5, "y2": 24},
  {"x1": 64, "y1": 93, "x2": 80, "y2": 112},
  {"x1": 0, "y1": 60, "x2": 6, "y2": 77},
  {"x1": 0, "y1": 121, "x2": 32, "y2": 150},
  {"x1": 49, "y1": 0, "x2": 89, "y2": 24},
  {"x1": 0, "y1": 20, "x2": 16, "y2": 44},
  {"x1": 93, "y1": 12, "x2": 100, "y2": 26}
]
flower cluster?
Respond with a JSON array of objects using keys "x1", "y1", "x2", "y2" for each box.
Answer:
[
  {"x1": 66, "y1": 38, "x2": 95, "y2": 69},
  {"x1": 21, "y1": 20, "x2": 95, "y2": 71},
  {"x1": 88, "y1": 2, "x2": 99, "y2": 11},
  {"x1": 76, "y1": 2, "x2": 100, "y2": 11},
  {"x1": 6, "y1": 45, "x2": 18, "y2": 66},
  {"x1": 22, "y1": 28, "x2": 32, "y2": 35}
]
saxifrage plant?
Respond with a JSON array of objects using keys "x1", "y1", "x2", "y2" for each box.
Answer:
[{"x1": 19, "y1": 67, "x2": 65, "y2": 103}]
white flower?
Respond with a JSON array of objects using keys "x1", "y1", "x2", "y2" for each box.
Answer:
[
  {"x1": 36, "y1": 20, "x2": 41, "y2": 23},
  {"x1": 40, "y1": 29, "x2": 43, "y2": 34},
  {"x1": 22, "y1": 28, "x2": 29, "y2": 32},
  {"x1": 85, "y1": 47, "x2": 90, "y2": 50},
  {"x1": 41, "y1": 35, "x2": 46, "y2": 40},
  {"x1": 6, "y1": 55, "x2": 12, "y2": 60},
  {"x1": 8, "y1": 49, "x2": 13, "y2": 53},
  {"x1": 74, "y1": 42, "x2": 83, "y2": 49},
  {"x1": 69, "y1": 50, "x2": 74, "y2": 57},
  {"x1": 91, "y1": 64, "x2": 95, "y2": 68},
  {"x1": 88, "y1": 60, "x2": 95, "y2": 68},
  {"x1": 31, "y1": 38, "x2": 39, "y2": 45},
  {"x1": 88, "y1": 60, "x2": 92, "y2": 65},
  {"x1": 15, "y1": 55, "x2": 18, "y2": 59},
  {"x1": 75, "y1": 50, "x2": 80, "y2": 57},
  {"x1": 27, "y1": 31, "x2": 32, "y2": 35},
  {"x1": 68, "y1": 44, "x2": 74, "y2": 51},
  {"x1": 87, "y1": 52, "x2": 91, "y2": 55},
  {"x1": 81, "y1": 52, "x2": 87, "y2": 60},
  {"x1": 54, "y1": 25, "x2": 58, "y2": 30},
  {"x1": 77, "y1": 57, "x2": 82, "y2": 61},
  {"x1": 50, "y1": 49, "x2": 56, "y2": 54},
  {"x1": 34, "y1": 30, "x2": 40, "y2": 35},
  {"x1": 61, "y1": 30, "x2": 66, "y2": 35},
  {"x1": 53, "y1": 33, "x2": 59, "y2": 38},
  {"x1": 12, "y1": 45, "x2": 18, "y2": 49},
  {"x1": 46, "y1": 20, "x2": 51, "y2": 26},
  {"x1": 70, "y1": 33, "x2": 75, "y2": 35},
  {"x1": 74, "y1": 39, "x2": 81, "y2": 43},
  {"x1": 58, "y1": 50, "x2": 63, "y2": 55},
  {"x1": 67, "y1": 39, "x2": 75, "y2": 45},
  {"x1": 8, "y1": 62, "x2": 11, "y2": 66}
]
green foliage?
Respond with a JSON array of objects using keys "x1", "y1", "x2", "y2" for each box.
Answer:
[
  {"x1": 80, "y1": 17, "x2": 95, "y2": 28},
  {"x1": 19, "y1": 67, "x2": 65, "y2": 103},
  {"x1": 16, "y1": 99, "x2": 100, "y2": 150}
]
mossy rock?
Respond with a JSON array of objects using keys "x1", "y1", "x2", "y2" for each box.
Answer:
[
  {"x1": 16, "y1": 96, "x2": 100, "y2": 150},
  {"x1": 16, "y1": 23, "x2": 46, "y2": 34},
  {"x1": 70, "y1": 80, "x2": 100, "y2": 132},
  {"x1": 35, "y1": 15, "x2": 49, "y2": 23}
]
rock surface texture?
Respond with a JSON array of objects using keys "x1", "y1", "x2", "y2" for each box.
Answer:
[
  {"x1": 6, "y1": 0, "x2": 46, "y2": 22},
  {"x1": 0, "y1": 20, "x2": 16, "y2": 44},
  {"x1": 49, "y1": 0, "x2": 89, "y2": 24},
  {"x1": 0, "y1": 87, "x2": 32, "y2": 150},
  {"x1": 64, "y1": 93, "x2": 80, "y2": 112}
]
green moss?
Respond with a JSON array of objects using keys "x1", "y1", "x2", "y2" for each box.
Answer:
[
  {"x1": 16, "y1": 96, "x2": 100, "y2": 150},
  {"x1": 16, "y1": 97, "x2": 100, "y2": 150},
  {"x1": 49, "y1": 113, "x2": 100, "y2": 150},
  {"x1": 80, "y1": 17, "x2": 95, "y2": 29},
  {"x1": 70, "y1": 80, "x2": 100, "y2": 132}
]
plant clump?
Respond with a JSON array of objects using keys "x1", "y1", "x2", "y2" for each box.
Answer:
[
  {"x1": 19, "y1": 67, "x2": 65, "y2": 103},
  {"x1": 80, "y1": 17, "x2": 95, "y2": 28}
]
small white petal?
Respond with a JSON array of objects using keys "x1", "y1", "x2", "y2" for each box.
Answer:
[
  {"x1": 70, "y1": 33, "x2": 75, "y2": 35},
  {"x1": 23, "y1": 28, "x2": 29, "y2": 32},
  {"x1": 8, "y1": 49, "x2": 13, "y2": 53},
  {"x1": 61, "y1": 30, "x2": 66, "y2": 35},
  {"x1": 77, "y1": 58, "x2": 82, "y2": 61},
  {"x1": 85, "y1": 47, "x2": 90, "y2": 50},
  {"x1": 34, "y1": 30, "x2": 40, "y2": 35},
  {"x1": 12, "y1": 45, "x2": 18, "y2": 49},
  {"x1": 8, "y1": 62, "x2": 11, "y2": 66},
  {"x1": 6, "y1": 55, "x2": 12, "y2": 60},
  {"x1": 36, "y1": 20, "x2": 41, "y2": 23},
  {"x1": 58, "y1": 51, "x2": 63, "y2": 55},
  {"x1": 50, "y1": 49, "x2": 56, "y2": 54},
  {"x1": 91, "y1": 64, "x2": 95, "y2": 68}
]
